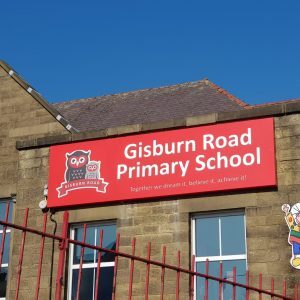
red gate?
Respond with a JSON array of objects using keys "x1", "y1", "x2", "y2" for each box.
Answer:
[{"x1": 0, "y1": 204, "x2": 298, "y2": 299}]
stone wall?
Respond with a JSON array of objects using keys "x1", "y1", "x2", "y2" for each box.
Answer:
[
  {"x1": 0, "y1": 66, "x2": 68, "y2": 198},
  {"x1": 8, "y1": 113, "x2": 300, "y2": 299},
  {"x1": 7, "y1": 147, "x2": 65, "y2": 299},
  {"x1": 245, "y1": 114, "x2": 300, "y2": 293}
]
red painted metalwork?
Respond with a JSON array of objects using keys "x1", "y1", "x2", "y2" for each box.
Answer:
[
  {"x1": 55, "y1": 211, "x2": 69, "y2": 300},
  {"x1": 283, "y1": 280, "x2": 287, "y2": 297},
  {"x1": 294, "y1": 284, "x2": 298, "y2": 300},
  {"x1": 259, "y1": 273, "x2": 262, "y2": 300},
  {"x1": 128, "y1": 238, "x2": 136, "y2": 300},
  {"x1": 190, "y1": 255, "x2": 195, "y2": 300},
  {"x1": 176, "y1": 250, "x2": 181, "y2": 300},
  {"x1": 145, "y1": 242, "x2": 151, "y2": 300},
  {"x1": 15, "y1": 208, "x2": 29, "y2": 300},
  {"x1": 218, "y1": 262, "x2": 223, "y2": 300},
  {"x1": 76, "y1": 223, "x2": 87, "y2": 300},
  {"x1": 160, "y1": 246, "x2": 166, "y2": 300},
  {"x1": 232, "y1": 266, "x2": 236, "y2": 300},
  {"x1": 0, "y1": 202, "x2": 10, "y2": 273},
  {"x1": 271, "y1": 277, "x2": 275, "y2": 300},
  {"x1": 112, "y1": 233, "x2": 120, "y2": 300},
  {"x1": 95, "y1": 229, "x2": 104, "y2": 300},
  {"x1": 246, "y1": 270, "x2": 250, "y2": 300},
  {"x1": 35, "y1": 213, "x2": 47, "y2": 300},
  {"x1": 204, "y1": 259, "x2": 209, "y2": 300},
  {"x1": 0, "y1": 208, "x2": 297, "y2": 300}
]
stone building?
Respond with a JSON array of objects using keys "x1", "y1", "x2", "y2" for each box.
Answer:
[{"x1": 0, "y1": 60, "x2": 300, "y2": 299}]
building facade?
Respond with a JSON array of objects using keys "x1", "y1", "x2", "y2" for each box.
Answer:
[{"x1": 0, "y1": 60, "x2": 300, "y2": 299}]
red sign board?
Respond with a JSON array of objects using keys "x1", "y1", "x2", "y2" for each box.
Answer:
[{"x1": 47, "y1": 118, "x2": 276, "y2": 208}]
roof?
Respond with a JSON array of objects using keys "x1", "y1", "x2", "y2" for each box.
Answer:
[
  {"x1": 53, "y1": 79, "x2": 249, "y2": 132},
  {"x1": 3, "y1": 59, "x2": 300, "y2": 135},
  {"x1": 17, "y1": 99, "x2": 300, "y2": 150}
]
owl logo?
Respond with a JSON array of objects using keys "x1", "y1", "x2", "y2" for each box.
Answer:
[
  {"x1": 57, "y1": 149, "x2": 108, "y2": 198},
  {"x1": 65, "y1": 150, "x2": 90, "y2": 182},
  {"x1": 85, "y1": 161, "x2": 101, "y2": 179}
]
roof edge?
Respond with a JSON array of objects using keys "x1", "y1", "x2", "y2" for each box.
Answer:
[
  {"x1": 204, "y1": 79, "x2": 250, "y2": 109},
  {"x1": 0, "y1": 60, "x2": 79, "y2": 133},
  {"x1": 253, "y1": 98, "x2": 300, "y2": 108},
  {"x1": 16, "y1": 99, "x2": 300, "y2": 150},
  {"x1": 52, "y1": 78, "x2": 220, "y2": 105}
]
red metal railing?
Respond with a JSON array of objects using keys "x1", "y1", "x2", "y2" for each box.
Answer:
[{"x1": 0, "y1": 206, "x2": 299, "y2": 300}]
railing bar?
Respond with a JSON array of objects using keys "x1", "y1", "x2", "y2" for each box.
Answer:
[
  {"x1": 259, "y1": 273, "x2": 262, "y2": 300},
  {"x1": 160, "y1": 246, "x2": 166, "y2": 300},
  {"x1": 283, "y1": 280, "x2": 287, "y2": 297},
  {"x1": 190, "y1": 255, "x2": 195, "y2": 300},
  {"x1": 76, "y1": 224, "x2": 87, "y2": 300},
  {"x1": 128, "y1": 238, "x2": 136, "y2": 300},
  {"x1": 35, "y1": 213, "x2": 47, "y2": 300},
  {"x1": 15, "y1": 208, "x2": 29, "y2": 300},
  {"x1": 176, "y1": 251, "x2": 181, "y2": 300},
  {"x1": 55, "y1": 211, "x2": 69, "y2": 300},
  {"x1": 145, "y1": 242, "x2": 151, "y2": 300},
  {"x1": 204, "y1": 259, "x2": 209, "y2": 300},
  {"x1": 94, "y1": 229, "x2": 103, "y2": 300},
  {"x1": 0, "y1": 218, "x2": 294, "y2": 300},
  {"x1": 232, "y1": 266, "x2": 236, "y2": 300},
  {"x1": 219, "y1": 261, "x2": 222, "y2": 300},
  {"x1": 294, "y1": 284, "x2": 298, "y2": 300},
  {"x1": 246, "y1": 270, "x2": 249, "y2": 300},
  {"x1": 112, "y1": 233, "x2": 120, "y2": 300},
  {"x1": 271, "y1": 277, "x2": 274, "y2": 300},
  {"x1": 0, "y1": 202, "x2": 10, "y2": 274}
]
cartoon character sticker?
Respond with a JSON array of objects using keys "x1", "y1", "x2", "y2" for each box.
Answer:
[
  {"x1": 56, "y1": 150, "x2": 108, "y2": 198},
  {"x1": 282, "y1": 203, "x2": 300, "y2": 269}
]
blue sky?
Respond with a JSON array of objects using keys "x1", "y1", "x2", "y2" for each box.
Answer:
[{"x1": 1, "y1": 1, "x2": 300, "y2": 104}]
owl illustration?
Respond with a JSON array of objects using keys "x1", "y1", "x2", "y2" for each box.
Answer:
[
  {"x1": 65, "y1": 150, "x2": 90, "y2": 182},
  {"x1": 85, "y1": 161, "x2": 101, "y2": 179}
]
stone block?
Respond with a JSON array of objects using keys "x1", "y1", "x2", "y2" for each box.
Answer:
[
  {"x1": 141, "y1": 119, "x2": 185, "y2": 131},
  {"x1": 186, "y1": 113, "x2": 217, "y2": 126},
  {"x1": 107, "y1": 124, "x2": 141, "y2": 136}
]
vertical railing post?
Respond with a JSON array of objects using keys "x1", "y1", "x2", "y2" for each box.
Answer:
[
  {"x1": 112, "y1": 233, "x2": 120, "y2": 300},
  {"x1": 55, "y1": 211, "x2": 69, "y2": 300},
  {"x1": 176, "y1": 250, "x2": 181, "y2": 300},
  {"x1": 246, "y1": 270, "x2": 249, "y2": 300},
  {"x1": 204, "y1": 259, "x2": 209, "y2": 300},
  {"x1": 232, "y1": 266, "x2": 237, "y2": 300},
  {"x1": 283, "y1": 280, "x2": 287, "y2": 298},
  {"x1": 218, "y1": 262, "x2": 223, "y2": 300},
  {"x1": 128, "y1": 238, "x2": 136, "y2": 300},
  {"x1": 95, "y1": 229, "x2": 104, "y2": 300},
  {"x1": 76, "y1": 224, "x2": 87, "y2": 300},
  {"x1": 259, "y1": 273, "x2": 262, "y2": 300},
  {"x1": 15, "y1": 208, "x2": 29, "y2": 300},
  {"x1": 294, "y1": 284, "x2": 299, "y2": 300},
  {"x1": 35, "y1": 213, "x2": 48, "y2": 300},
  {"x1": 145, "y1": 242, "x2": 151, "y2": 300},
  {"x1": 0, "y1": 202, "x2": 10, "y2": 274},
  {"x1": 190, "y1": 255, "x2": 195, "y2": 300},
  {"x1": 160, "y1": 246, "x2": 166, "y2": 300},
  {"x1": 271, "y1": 277, "x2": 274, "y2": 300}
]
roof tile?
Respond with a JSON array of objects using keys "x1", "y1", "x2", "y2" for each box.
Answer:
[{"x1": 53, "y1": 79, "x2": 249, "y2": 132}]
